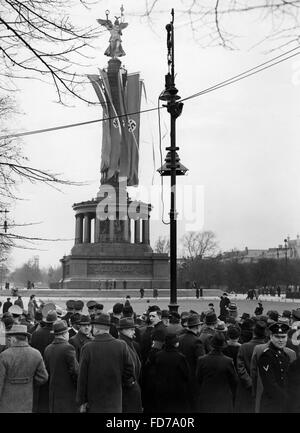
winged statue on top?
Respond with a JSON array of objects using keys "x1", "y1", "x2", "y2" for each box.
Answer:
[{"x1": 97, "y1": 7, "x2": 128, "y2": 58}]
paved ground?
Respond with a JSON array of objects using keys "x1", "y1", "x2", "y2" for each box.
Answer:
[{"x1": 1, "y1": 294, "x2": 300, "y2": 316}]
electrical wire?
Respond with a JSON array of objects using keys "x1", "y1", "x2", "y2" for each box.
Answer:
[
  {"x1": 1, "y1": 44, "x2": 300, "y2": 141},
  {"x1": 180, "y1": 45, "x2": 300, "y2": 102}
]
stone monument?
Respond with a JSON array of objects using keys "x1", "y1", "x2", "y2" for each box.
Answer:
[{"x1": 60, "y1": 9, "x2": 169, "y2": 290}]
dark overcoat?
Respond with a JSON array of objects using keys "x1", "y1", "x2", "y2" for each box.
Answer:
[
  {"x1": 196, "y1": 349, "x2": 238, "y2": 413},
  {"x1": 119, "y1": 334, "x2": 142, "y2": 413},
  {"x1": 178, "y1": 329, "x2": 205, "y2": 410},
  {"x1": 30, "y1": 324, "x2": 54, "y2": 413},
  {"x1": 76, "y1": 333, "x2": 135, "y2": 413},
  {"x1": 154, "y1": 347, "x2": 191, "y2": 413},
  {"x1": 69, "y1": 331, "x2": 93, "y2": 362},
  {"x1": 44, "y1": 339, "x2": 79, "y2": 413},
  {"x1": 257, "y1": 343, "x2": 290, "y2": 413},
  {"x1": 141, "y1": 347, "x2": 161, "y2": 413},
  {"x1": 2, "y1": 301, "x2": 12, "y2": 314},
  {"x1": 235, "y1": 337, "x2": 265, "y2": 413},
  {"x1": 287, "y1": 358, "x2": 300, "y2": 412}
]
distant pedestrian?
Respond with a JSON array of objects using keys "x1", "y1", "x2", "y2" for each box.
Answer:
[
  {"x1": 14, "y1": 296, "x2": 24, "y2": 310},
  {"x1": 140, "y1": 288, "x2": 145, "y2": 299},
  {"x1": 254, "y1": 302, "x2": 263, "y2": 317},
  {"x1": 153, "y1": 288, "x2": 158, "y2": 299},
  {"x1": 28, "y1": 294, "x2": 38, "y2": 321},
  {"x1": 2, "y1": 297, "x2": 12, "y2": 314},
  {"x1": 0, "y1": 325, "x2": 48, "y2": 413},
  {"x1": 196, "y1": 288, "x2": 200, "y2": 299}
]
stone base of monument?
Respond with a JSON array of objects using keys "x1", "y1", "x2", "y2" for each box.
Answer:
[
  {"x1": 60, "y1": 243, "x2": 169, "y2": 290},
  {"x1": 60, "y1": 194, "x2": 170, "y2": 291}
]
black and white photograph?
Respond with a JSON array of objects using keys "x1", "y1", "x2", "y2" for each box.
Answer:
[{"x1": 0, "y1": 0, "x2": 300, "y2": 420}]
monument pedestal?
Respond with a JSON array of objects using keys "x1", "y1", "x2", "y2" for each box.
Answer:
[{"x1": 60, "y1": 191, "x2": 170, "y2": 290}]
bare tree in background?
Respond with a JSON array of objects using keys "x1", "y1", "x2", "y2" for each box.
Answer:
[
  {"x1": 136, "y1": 1, "x2": 300, "y2": 50},
  {"x1": 0, "y1": 0, "x2": 101, "y2": 102},
  {"x1": 181, "y1": 230, "x2": 218, "y2": 259},
  {"x1": 154, "y1": 235, "x2": 170, "y2": 254}
]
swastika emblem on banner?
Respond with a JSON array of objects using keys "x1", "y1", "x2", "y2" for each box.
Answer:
[{"x1": 128, "y1": 119, "x2": 136, "y2": 132}]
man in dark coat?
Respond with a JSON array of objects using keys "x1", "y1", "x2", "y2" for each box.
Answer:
[
  {"x1": 257, "y1": 322, "x2": 291, "y2": 413},
  {"x1": 196, "y1": 333, "x2": 238, "y2": 413},
  {"x1": 287, "y1": 357, "x2": 300, "y2": 412},
  {"x1": 77, "y1": 314, "x2": 136, "y2": 413},
  {"x1": 178, "y1": 314, "x2": 205, "y2": 410},
  {"x1": 14, "y1": 296, "x2": 24, "y2": 310},
  {"x1": 140, "y1": 308, "x2": 167, "y2": 364},
  {"x1": 219, "y1": 293, "x2": 230, "y2": 321},
  {"x1": 155, "y1": 333, "x2": 191, "y2": 413},
  {"x1": 109, "y1": 302, "x2": 123, "y2": 338},
  {"x1": 235, "y1": 320, "x2": 267, "y2": 413},
  {"x1": 2, "y1": 298, "x2": 12, "y2": 314},
  {"x1": 118, "y1": 317, "x2": 142, "y2": 413},
  {"x1": 30, "y1": 310, "x2": 56, "y2": 413},
  {"x1": 44, "y1": 321, "x2": 79, "y2": 413},
  {"x1": 69, "y1": 315, "x2": 93, "y2": 361},
  {"x1": 141, "y1": 328, "x2": 165, "y2": 413},
  {"x1": 61, "y1": 300, "x2": 76, "y2": 326},
  {"x1": 68, "y1": 313, "x2": 81, "y2": 339}
]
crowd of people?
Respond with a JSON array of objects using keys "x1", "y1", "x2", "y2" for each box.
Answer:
[{"x1": 0, "y1": 292, "x2": 300, "y2": 413}]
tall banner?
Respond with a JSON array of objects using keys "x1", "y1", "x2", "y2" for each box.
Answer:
[{"x1": 88, "y1": 67, "x2": 142, "y2": 187}]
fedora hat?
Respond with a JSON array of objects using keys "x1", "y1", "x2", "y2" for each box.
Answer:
[
  {"x1": 43, "y1": 310, "x2": 58, "y2": 324},
  {"x1": 74, "y1": 300, "x2": 84, "y2": 311},
  {"x1": 211, "y1": 333, "x2": 227, "y2": 349},
  {"x1": 205, "y1": 311, "x2": 218, "y2": 325},
  {"x1": 92, "y1": 313, "x2": 111, "y2": 327},
  {"x1": 78, "y1": 315, "x2": 91, "y2": 326},
  {"x1": 42, "y1": 303, "x2": 56, "y2": 318},
  {"x1": 240, "y1": 313, "x2": 250, "y2": 320},
  {"x1": 6, "y1": 324, "x2": 30, "y2": 337},
  {"x1": 66, "y1": 299, "x2": 76, "y2": 310},
  {"x1": 87, "y1": 300, "x2": 97, "y2": 309},
  {"x1": 117, "y1": 317, "x2": 136, "y2": 330},
  {"x1": 228, "y1": 303, "x2": 237, "y2": 312},
  {"x1": 8, "y1": 305, "x2": 23, "y2": 316},
  {"x1": 53, "y1": 320, "x2": 68, "y2": 335},
  {"x1": 215, "y1": 321, "x2": 228, "y2": 332},
  {"x1": 187, "y1": 314, "x2": 201, "y2": 328}
]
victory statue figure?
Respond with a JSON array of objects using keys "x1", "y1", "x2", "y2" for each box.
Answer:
[{"x1": 97, "y1": 8, "x2": 128, "y2": 58}]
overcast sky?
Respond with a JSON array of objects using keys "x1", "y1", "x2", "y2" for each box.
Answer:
[{"x1": 7, "y1": 0, "x2": 300, "y2": 269}]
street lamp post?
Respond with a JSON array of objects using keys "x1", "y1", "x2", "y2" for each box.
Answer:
[{"x1": 157, "y1": 10, "x2": 188, "y2": 313}]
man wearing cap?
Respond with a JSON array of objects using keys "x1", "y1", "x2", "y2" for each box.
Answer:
[
  {"x1": 118, "y1": 318, "x2": 142, "y2": 413},
  {"x1": 44, "y1": 321, "x2": 79, "y2": 413},
  {"x1": 0, "y1": 324, "x2": 48, "y2": 412},
  {"x1": 69, "y1": 315, "x2": 93, "y2": 362},
  {"x1": 109, "y1": 302, "x2": 124, "y2": 338},
  {"x1": 141, "y1": 308, "x2": 166, "y2": 364},
  {"x1": 199, "y1": 311, "x2": 218, "y2": 354},
  {"x1": 2, "y1": 298, "x2": 12, "y2": 314},
  {"x1": 77, "y1": 314, "x2": 135, "y2": 413},
  {"x1": 68, "y1": 313, "x2": 82, "y2": 339},
  {"x1": 14, "y1": 295, "x2": 24, "y2": 310},
  {"x1": 168, "y1": 312, "x2": 184, "y2": 335},
  {"x1": 178, "y1": 314, "x2": 205, "y2": 410},
  {"x1": 61, "y1": 300, "x2": 76, "y2": 326},
  {"x1": 8, "y1": 304, "x2": 23, "y2": 324},
  {"x1": 30, "y1": 309, "x2": 57, "y2": 413},
  {"x1": 74, "y1": 300, "x2": 84, "y2": 314},
  {"x1": 257, "y1": 322, "x2": 291, "y2": 412},
  {"x1": 86, "y1": 300, "x2": 97, "y2": 319},
  {"x1": 161, "y1": 310, "x2": 170, "y2": 327}
]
